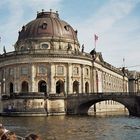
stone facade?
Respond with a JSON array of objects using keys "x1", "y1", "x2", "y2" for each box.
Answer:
[
  {"x1": 128, "y1": 71, "x2": 140, "y2": 93},
  {"x1": 0, "y1": 10, "x2": 132, "y2": 116}
]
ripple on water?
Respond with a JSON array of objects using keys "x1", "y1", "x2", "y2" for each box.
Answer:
[{"x1": 0, "y1": 115, "x2": 140, "y2": 140}]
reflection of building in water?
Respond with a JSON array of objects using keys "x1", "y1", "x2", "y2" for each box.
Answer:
[
  {"x1": 0, "y1": 10, "x2": 139, "y2": 116},
  {"x1": 88, "y1": 100, "x2": 128, "y2": 115}
]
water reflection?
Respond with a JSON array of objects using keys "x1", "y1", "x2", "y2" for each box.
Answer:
[
  {"x1": 88, "y1": 100, "x2": 129, "y2": 117},
  {"x1": 0, "y1": 114, "x2": 140, "y2": 140}
]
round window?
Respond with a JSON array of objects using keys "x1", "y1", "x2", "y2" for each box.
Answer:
[{"x1": 42, "y1": 44, "x2": 49, "y2": 49}]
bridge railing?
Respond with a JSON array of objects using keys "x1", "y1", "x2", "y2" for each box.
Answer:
[
  {"x1": 67, "y1": 92, "x2": 140, "y2": 98},
  {"x1": 1, "y1": 92, "x2": 46, "y2": 100}
]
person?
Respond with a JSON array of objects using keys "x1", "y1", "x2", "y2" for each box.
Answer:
[
  {"x1": 1, "y1": 131, "x2": 17, "y2": 140},
  {"x1": 0, "y1": 124, "x2": 17, "y2": 140},
  {"x1": 0, "y1": 124, "x2": 9, "y2": 139},
  {"x1": 25, "y1": 134, "x2": 42, "y2": 140},
  {"x1": 7, "y1": 131, "x2": 17, "y2": 140}
]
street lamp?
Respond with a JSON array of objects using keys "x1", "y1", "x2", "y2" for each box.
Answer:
[{"x1": 122, "y1": 67, "x2": 125, "y2": 93}]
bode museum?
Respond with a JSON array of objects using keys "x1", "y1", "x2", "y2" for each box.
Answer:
[{"x1": 0, "y1": 10, "x2": 139, "y2": 116}]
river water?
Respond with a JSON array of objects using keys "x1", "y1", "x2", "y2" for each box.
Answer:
[{"x1": 0, "y1": 114, "x2": 140, "y2": 140}]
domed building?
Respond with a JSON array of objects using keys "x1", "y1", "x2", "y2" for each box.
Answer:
[{"x1": 0, "y1": 10, "x2": 128, "y2": 116}]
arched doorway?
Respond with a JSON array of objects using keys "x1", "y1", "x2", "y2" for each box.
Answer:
[
  {"x1": 56, "y1": 80, "x2": 64, "y2": 94},
  {"x1": 85, "y1": 82, "x2": 89, "y2": 93},
  {"x1": 9, "y1": 82, "x2": 14, "y2": 93},
  {"x1": 73, "y1": 81, "x2": 79, "y2": 93},
  {"x1": 38, "y1": 80, "x2": 47, "y2": 93},
  {"x1": 21, "y1": 81, "x2": 29, "y2": 92}
]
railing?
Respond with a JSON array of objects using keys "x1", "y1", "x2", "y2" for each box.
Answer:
[
  {"x1": 1, "y1": 92, "x2": 67, "y2": 100},
  {"x1": 67, "y1": 92, "x2": 140, "y2": 98},
  {"x1": 2, "y1": 92, "x2": 140, "y2": 100},
  {"x1": 0, "y1": 49, "x2": 92, "y2": 59},
  {"x1": 47, "y1": 93, "x2": 66, "y2": 99},
  {"x1": 1, "y1": 92, "x2": 46, "y2": 100}
]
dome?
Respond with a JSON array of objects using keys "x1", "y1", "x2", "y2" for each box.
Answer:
[{"x1": 17, "y1": 10, "x2": 78, "y2": 42}]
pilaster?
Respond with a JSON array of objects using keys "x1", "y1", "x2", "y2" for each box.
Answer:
[{"x1": 68, "y1": 63, "x2": 72, "y2": 94}]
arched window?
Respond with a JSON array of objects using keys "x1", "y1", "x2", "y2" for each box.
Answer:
[
  {"x1": 21, "y1": 81, "x2": 29, "y2": 92},
  {"x1": 56, "y1": 80, "x2": 64, "y2": 94},
  {"x1": 73, "y1": 81, "x2": 79, "y2": 93},
  {"x1": 85, "y1": 82, "x2": 89, "y2": 93},
  {"x1": 38, "y1": 80, "x2": 47, "y2": 93},
  {"x1": 9, "y1": 82, "x2": 14, "y2": 93}
]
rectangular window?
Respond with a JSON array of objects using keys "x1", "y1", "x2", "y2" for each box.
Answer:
[
  {"x1": 39, "y1": 65, "x2": 47, "y2": 74},
  {"x1": 9, "y1": 68, "x2": 14, "y2": 76},
  {"x1": 73, "y1": 67, "x2": 79, "y2": 75},
  {"x1": 21, "y1": 67, "x2": 28, "y2": 75},
  {"x1": 57, "y1": 66, "x2": 64, "y2": 75},
  {"x1": 85, "y1": 68, "x2": 89, "y2": 76}
]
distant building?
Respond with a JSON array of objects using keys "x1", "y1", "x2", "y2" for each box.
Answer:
[
  {"x1": 128, "y1": 71, "x2": 140, "y2": 93},
  {"x1": 0, "y1": 10, "x2": 133, "y2": 116}
]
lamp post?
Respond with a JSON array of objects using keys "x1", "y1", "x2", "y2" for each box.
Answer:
[{"x1": 122, "y1": 67, "x2": 125, "y2": 93}]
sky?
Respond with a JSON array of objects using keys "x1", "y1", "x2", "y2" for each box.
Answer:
[{"x1": 0, "y1": 0, "x2": 140, "y2": 71}]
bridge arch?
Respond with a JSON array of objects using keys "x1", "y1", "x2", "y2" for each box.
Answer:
[
  {"x1": 88, "y1": 100, "x2": 128, "y2": 115},
  {"x1": 76, "y1": 97, "x2": 135, "y2": 116}
]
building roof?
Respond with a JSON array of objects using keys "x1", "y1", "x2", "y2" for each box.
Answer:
[{"x1": 17, "y1": 10, "x2": 78, "y2": 42}]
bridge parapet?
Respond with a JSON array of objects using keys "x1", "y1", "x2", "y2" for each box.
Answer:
[
  {"x1": 67, "y1": 92, "x2": 140, "y2": 99},
  {"x1": 66, "y1": 92, "x2": 140, "y2": 117}
]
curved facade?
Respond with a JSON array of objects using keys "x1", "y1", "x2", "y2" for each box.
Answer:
[{"x1": 0, "y1": 10, "x2": 129, "y2": 116}]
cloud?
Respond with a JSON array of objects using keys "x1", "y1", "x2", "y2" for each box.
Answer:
[
  {"x1": 0, "y1": 0, "x2": 140, "y2": 70},
  {"x1": 0, "y1": 0, "x2": 62, "y2": 52},
  {"x1": 74, "y1": 0, "x2": 140, "y2": 69}
]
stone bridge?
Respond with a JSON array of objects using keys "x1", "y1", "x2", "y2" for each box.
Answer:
[{"x1": 66, "y1": 92, "x2": 140, "y2": 117}]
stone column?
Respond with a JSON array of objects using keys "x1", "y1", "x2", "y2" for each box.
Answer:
[
  {"x1": 30, "y1": 64, "x2": 35, "y2": 92},
  {"x1": 78, "y1": 66, "x2": 82, "y2": 93},
  {"x1": 68, "y1": 63, "x2": 73, "y2": 94},
  {"x1": 14, "y1": 67, "x2": 17, "y2": 93},
  {"x1": 81, "y1": 65, "x2": 84, "y2": 93},
  {"x1": 16, "y1": 66, "x2": 20, "y2": 92},
  {"x1": 50, "y1": 64, "x2": 55, "y2": 94}
]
